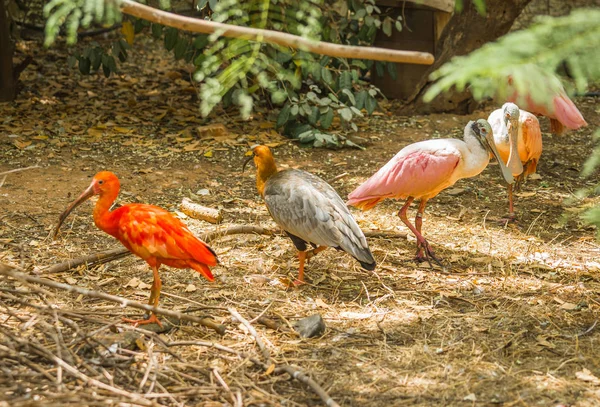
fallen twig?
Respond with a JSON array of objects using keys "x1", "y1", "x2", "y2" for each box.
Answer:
[
  {"x1": 228, "y1": 307, "x2": 271, "y2": 363},
  {"x1": 0, "y1": 264, "x2": 226, "y2": 335},
  {"x1": 167, "y1": 339, "x2": 341, "y2": 407},
  {"x1": 0, "y1": 165, "x2": 40, "y2": 177},
  {"x1": 47, "y1": 225, "x2": 406, "y2": 274}
]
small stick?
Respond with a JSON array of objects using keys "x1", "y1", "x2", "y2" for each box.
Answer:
[
  {"x1": 46, "y1": 225, "x2": 406, "y2": 274},
  {"x1": 167, "y1": 340, "x2": 340, "y2": 407},
  {"x1": 0, "y1": 165, "x2": 40, "y2": 176},
  {"x1": 228, "y1": 307, "x2": 271, "y2": 363},
  {"x1": 0, "y1": 264, "x2": 226, "y2": 335}
]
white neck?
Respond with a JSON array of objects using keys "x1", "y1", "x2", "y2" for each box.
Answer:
[{"x1": 461, "y1": 127, "x2": 490, "y2": 177}]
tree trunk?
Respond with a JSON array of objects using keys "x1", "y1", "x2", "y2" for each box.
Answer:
[
  {"x1": 0, "y1": 0, "x2": 16, "y2": 102},
  {"x1": 401, "y1": 0, "x2": 533, "y2": 115}
]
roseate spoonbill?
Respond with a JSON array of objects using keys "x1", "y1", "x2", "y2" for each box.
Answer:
[
  {"x1": 244, "y1": 145, "x2": 375, "y2": 285},
  {"x1": 54, "y1": 171, "x2": 218, "y2": 326},
  {"x1": 347, "y1": 119, "x2": 514, "y2": 267},
  {"x1": 489, "y1": 103, "x2": 542, "y2": 219},
  {"x1": 507, "y1": 79, "x2": 586, "y2": 135}
]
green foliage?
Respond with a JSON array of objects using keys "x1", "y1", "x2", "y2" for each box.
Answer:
[
  {"x1": 581, "y1": 129, "x2": 600, "y2": 236},
  {"x1": 424, "y1": 9, "x2": 600, "y2": 107},
  {"x1": 44, "y1": 0, "x2": 122, "y2": 46},
  {"x1": 42, "y1": 0, "x2": 401, "y2": 148}
]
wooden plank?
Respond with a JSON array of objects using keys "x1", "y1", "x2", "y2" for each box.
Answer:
[
  {"x1": 375, "y1": 0, "x2": 455, "y2": 13},
  {"x1": 434, "y1": 10, "x2": 452, "y2": 41}
]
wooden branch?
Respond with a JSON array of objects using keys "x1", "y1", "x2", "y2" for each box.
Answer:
[
  {"x1": 0, "y1": 264, "x2": 226, "y2": 335},
  {"x1": 0, "y1": 165, "x2": 40, "y2": 176},
  {"x1": 180, "y1": 198, "x2": 223, "y2": 224},
  {"x1": 119, "y1": 0, "x2": 434, "y2": 65},
  {"x1": 46, "y1": 225, "x2": 406, "y2": 274}
]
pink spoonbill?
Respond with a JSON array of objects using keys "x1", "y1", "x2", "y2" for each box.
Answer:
[
  {"x1": 347, "y1": 119, "x2": 514, "y2": 267},
  {"x1": 488, "y1": 102, "x2": 542, "y2": 220}
]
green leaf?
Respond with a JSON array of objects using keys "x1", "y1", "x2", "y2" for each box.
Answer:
[
  {"x1": 151, "y1": 24, "x2": 162, "y2": 39},
  {"x1": 395, "y1": 20, "x2": 403, "y2": 32},
  {"x1": 320, "y1": 108, "x2": 334, "y2": 129},
  {"x1": 78, "y1": 57, "x2": 91, "y2": 75},
  {"x1": 382, "y1": 17, "x2": 392, "y2": 36},
  {"x1": 355, "y1": 90, "x2": 367, "y2": 110},
  {"x1": 164, "y1": 27, "x2": 178, "y2": 51},
  {"x1": 271, "y1": 90, "x2": 287, "y2": 105},
  {"x1": 276, "y1": 104, "x2": 291, "y2": 128},
  {"x1": 308, "y1": 106, "x2": 320, "y2": 125},
  {"x1": 134, "y1": 19, "x2": 145, "y2": 34},
  {"x1": 339, "y1": 71, "x2": 352, "y2": 90},
  {"x1": 174, "y1": 39, "x2": 187, "y2": 60},
  {"x1": 194, "y1": 34, "x2": 209, "y2": 49},
  {"x1": 365, "y1": 95, "x2": 377, "y2": 115},
  {"x1": 291, "y1": 104, "x2": 299, "y2": 116},
  {"x1": 342, "y1": 88, "x2": 356, "y2": 105},
  {"x1": 208, "y1": 0, "x2": 218, "y2": 10},
  {"x1": 387, "y1": 62, "x2": 398, "y2": 81},
  {"x1": 339, "y1": 107, "x2": 353, "y2": 122},
  {"x1": 322, "y1": 67, "x2": 333, "y2": 85},
  {"x1": 375, "y1": 61, "x2": 384, "y2": 77}
]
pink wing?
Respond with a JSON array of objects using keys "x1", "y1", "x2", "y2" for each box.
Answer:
[
  {"x1": 507, "y1": 79, "x2": 586, "y2": 134},
  {"x1": 348, "y1": 149, "x2": 460, "y2": 210}
]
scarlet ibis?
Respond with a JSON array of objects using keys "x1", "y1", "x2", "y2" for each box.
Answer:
[
  {"x1": 489, "y1": 103, "x2": 542, "y2": 219},
  {"x1": 244, "y1": 145, "x2": 375, "y2": 285},
  {"x1": 347, "y1": 119, "x2": 514, "y2": 267},
  {"x1": 54, "y1": 171, "x2": 218, "y2": 326},
  {"x1": 507, "y1": 80, "x2": 586, "y2": 135}
]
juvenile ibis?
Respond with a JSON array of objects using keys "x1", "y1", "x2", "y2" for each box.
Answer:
[
  {"x1": 54, "y1": 171, "x2": 218, "y2": 326},
  {"x1": 347, "y1": 119, "x2": 514, "y2": 267},
  {"x1": 489, "y1": 102, "x2": 542, "y2": 219},
  {"x1": 245, "y1": 145, "x2": 376, "y2": 285}
]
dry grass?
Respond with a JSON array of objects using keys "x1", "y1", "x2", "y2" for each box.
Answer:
[{"x1": 1, "y1": 37, "x2": 599, "y2": 406}]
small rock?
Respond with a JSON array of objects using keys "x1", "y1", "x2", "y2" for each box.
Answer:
[{"x1": 293, "y1": 314, "x2": 326, "y2": 338}]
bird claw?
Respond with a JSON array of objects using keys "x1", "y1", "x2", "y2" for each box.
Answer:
[
  {"x1": 414, "y1": 241, "x2": 446, "y2": 270},
  {"x1": 122, "y1": 314, "x2": 163, "y2": 328}
]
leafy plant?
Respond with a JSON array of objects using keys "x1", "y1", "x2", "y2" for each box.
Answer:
[
  {"x1": 424, "y1": 8, "x2": 600, "y2": 236},
  {"x1": 42, "y1": 0, "x2": 403, "y2": 148}
]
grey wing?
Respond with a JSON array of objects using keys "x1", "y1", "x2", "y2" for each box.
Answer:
[{"x1": 265, "y1": 171, "x2": 375, "y2": 267}]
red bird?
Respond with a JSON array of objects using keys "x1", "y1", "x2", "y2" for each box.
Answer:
[{"x1": 54, "y1": 171, "x2": 218, "y2": 326}]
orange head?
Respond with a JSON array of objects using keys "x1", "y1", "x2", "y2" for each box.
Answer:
[
  {"x1": 53, "y1": 171, "x2": 121, "y2": 238},
  {"x1": 243, "y1": 145, "x2": 278, "y2": 196}
]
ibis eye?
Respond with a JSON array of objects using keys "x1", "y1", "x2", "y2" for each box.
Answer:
[{"x1": 98, "y1": 180, "x2": 104, "y2": 185}]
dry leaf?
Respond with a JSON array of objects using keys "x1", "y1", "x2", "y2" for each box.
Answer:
[
  {"x1": 515, "y1": 191, "x2": 536, "y2": 198},
  {"x1": 185, "y1": 284, "x2": 197, "y2": 293},
  {"x1": 14, "y1": 140, "x2": 32, "y2": 149},
  {"x1": 65, "y1": 277, "x2": 77, "y2": 285},
  {"x1": 576, "y1": 368, "x2": 600, "y2": 385},
  {"x1": 125, "y1": 277, "x2": 141, "y2": 288},
  {"x1": 535, "y1": 335, "x2": 555, "y2": 349},
  {"x1": 560, "y1": 302, "x2": 578, "y2": 311},
  {"x1": 264, "y1": 363, "x2": 276, "y2": 375},
  {"x1": 121, "y1": 21, "x2": 135, "y2": 45},
  {"x1": 203, "y1": 150, "x2": 213, "y2": 158}
]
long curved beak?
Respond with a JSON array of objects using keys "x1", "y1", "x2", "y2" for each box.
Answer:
[
  {"x1": 53, "y1": 183, "x2": 95, "y2": 239},
  {"x1": 486, "y1": 137, "x2": 514, "y2": 185},
  {"x1": 505, "y1": 121, "x2": 524, "y2": 175},
  {"x1": 242, "y1": 155, "x2": 254, "y2": 173}
]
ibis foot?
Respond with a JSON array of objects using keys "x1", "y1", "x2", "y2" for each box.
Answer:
[{"x1": 122, "y1": 313, "x2": 163, "y2": 328}]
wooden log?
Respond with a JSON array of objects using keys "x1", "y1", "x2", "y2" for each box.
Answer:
[{"x1": 180, "y1": 197, "x2": 223, "y2": 224}]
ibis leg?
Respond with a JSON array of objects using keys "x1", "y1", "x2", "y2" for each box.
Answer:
[
  {"x1": 295, "y1": 251, "x2": 307, "y2": 286},
  {"x1": 123, "y1": 265, "x2": 163, "y2": 327},
  {"x1": 507, "y1": 184, "x2": 516, "y2": 221},
  {"x1": 306, "y1": 245, "x2": 327, "y2": 262},
  {"x1": 414, "y1": 199, "x2": 428, "y2": 261},
  {"x1": 398, "y1": 197, "x2": 443, "y2": 268}
]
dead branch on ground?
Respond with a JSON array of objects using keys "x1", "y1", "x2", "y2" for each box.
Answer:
[{"x1": 0, "y1": 264, "x2": 226, "y2": 335}]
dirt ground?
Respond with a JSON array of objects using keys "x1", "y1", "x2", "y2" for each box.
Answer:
[{"x1": 1, "y1": 38, "x2": 600, "y2": 406}]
